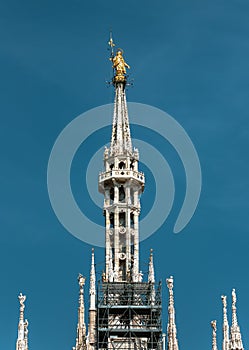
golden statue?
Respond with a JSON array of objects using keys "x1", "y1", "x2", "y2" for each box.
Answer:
[{"x1": 111, "y1": 49, "x2": 130, "y2": 82}]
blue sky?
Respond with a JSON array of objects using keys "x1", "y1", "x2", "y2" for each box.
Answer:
[{"x1": 1, "y1": 0, "x2": 249, "y2": 349}]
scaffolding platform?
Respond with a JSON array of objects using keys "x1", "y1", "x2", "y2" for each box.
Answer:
[{"x1": 97, "y1": 281, "x2": 162, "y2": 350}]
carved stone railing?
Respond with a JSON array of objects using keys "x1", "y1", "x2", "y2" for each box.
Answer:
[{"x1": 99, "y1": 170, "x2": 145, "y2": 183}]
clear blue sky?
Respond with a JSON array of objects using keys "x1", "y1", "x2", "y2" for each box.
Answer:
[{"x1": 1, "y1": 0, "x2": 249, "y2": 349}]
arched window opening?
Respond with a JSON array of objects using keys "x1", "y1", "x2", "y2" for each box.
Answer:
[
  {"x1": 131, "y1": 244, "x2": 134, "y2": 255},
  {"x1": 119, "y1": 161, "x2": 125, "y2": 169},
  {"x1": 110, "y1": 187, "x2": 114, "y2": 202},
  {"x1": 119, "y1": 212, "x2": 125, "y2": 227},
  {"x1": 130, "y1": 213, "x2": 134, "y2": 228},
  {"x1": 130, "y1": 189, "x2": 134, "y2": 205},
  {"x1": 119, "y1": 185, "x2": 125, "y2": 202},
  {"x1": 110, "y1": 212, "x2": 114, "y2": 228}
]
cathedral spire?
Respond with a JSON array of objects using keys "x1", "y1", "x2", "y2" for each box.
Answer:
[
  {"x1": 16, "y1": 293, "x2": 29, "y2": 350},
  {"x1": 229, "y1": 289, "x2": 244, "y2": 350},
  {"x1": 148, "y1": 249, "x2": 155, "y2": 283},
  {"x1": 88, "y1": 249, "x2": 97, "y2": 350},
  {"x1": 221, "y1": 295, "x2": 229, "y2": 350},
  {"x1": 166, "y1": 276, "x2": 179, "y2": 350},
  {"x1": 73, "y1": 275, "x2": 87, "y2": 350},
  {"x1": 148, "y1": 249, "x2": 155, "y2": 305},
  {"x1": 211, "y1": 320, "x2": 218, "y2": 350},
  {"x1": 98, "y1": 44, "x2": 144, "y2": 283},
  {"x1": 89, "y1": 248, "x2": 96, "y2": 311}
]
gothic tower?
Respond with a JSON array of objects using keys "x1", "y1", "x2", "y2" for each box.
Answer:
[
  {"x1": 98, "y1": 53, "x2": 144, "y2": 283},
  {"x1": 95, "y1": 41, "x2": 162, "y2": 350},
  {"x1": 210, "y1": 289, "x2": 245, "y2": 350}
]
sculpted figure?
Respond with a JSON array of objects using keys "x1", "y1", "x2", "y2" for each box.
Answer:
[
  {"x1": 111, "y1": 50, "x2": 130, "y2": 81},
  {"x1": 78, "y1": 274, "x2": 86, "y2": 287},
  {"x1": 18, "y1": 293, "x2": 26, "y2": 309}
]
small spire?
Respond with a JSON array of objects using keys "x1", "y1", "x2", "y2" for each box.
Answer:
[
  {"x1": 211, "y1": 320, "x2": 218, "y2": 350},
  {"x1": 221, "y1": 295, "x2": 229, "y2": 350},
  {"x1": 148, "y1": 249, "x2": 155, "y2": 283},
  {"x1": 229, "y1": 289, "x2": 244, "y2": 350},
  {"x1": 88, "y1": 249, "x2": 97, "y2": 350},
  {"x1": 73, "y1": 275, "x2": 87, "y2": 350},
  {"x1": 148, "y1": 249, "x2": 155, "y2": 305},
  {"x1": 89, "y1": 248, "x2": 96, "y2": 310},
  {"x1": 16, "y1": 293, "x2": 29, "y2": 350},
  {"x1": 166, "y1": 276, "x2": 179, "y2": 350}
]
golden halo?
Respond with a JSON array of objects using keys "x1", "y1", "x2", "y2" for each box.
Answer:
[{"x1": 116, "y1": 48, "x2": 124, "y2": 54}]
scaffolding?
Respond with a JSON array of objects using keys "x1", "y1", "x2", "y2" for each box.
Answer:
[{"x1": 97, "y1": 281, "x2": 162, "y2": 350}]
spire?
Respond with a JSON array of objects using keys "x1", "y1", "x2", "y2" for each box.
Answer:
[
  {"x1": 73, "y1": 275, "x2": 87, "y2": 350},
  {"x1": 166, "y1": 276, "x2": 179, "y2": 350},
  {"x1": 110, "y1": 78, "x2": 132, "y2": 156},
  {"x1": 148, "y1": 249, "x2": 155, "y2": 283},
  {"x1": 148, "y1": 249, "x2": 155, "y2": 305},
  {"x1": 229, "y1": 289, "x2": 244, "y2": 350},
  {"x1": 211, "y1": 320, "x2": 218, "y2": 350},
  {"x1": 16, "y1": 293, "x2": 29, "y2": 350},
  {"x1": 99, "y1": 40, "x2": 144, "y2": 283},
  {"x1": 88, "y1": 249, "x2": 97, "y2": 350},
  {"x1": 89, "y1": 248, "x2": 96, "y2": 310},
  {"x1": 221, "y1": 295, "x2": 229, "y2": 350},
  {"x1": 109, "y1": 48, "x2": 132, "y2": 156}
]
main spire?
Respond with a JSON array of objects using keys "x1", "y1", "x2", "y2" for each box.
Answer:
[
  {"x1": 16, "y1": 293, "x2": 29, "y2": 350},
  {"x1": 166, "y1": 276, "x2": 179, "y2": 350},
  {"x1": 229, "y1": 289, "x2": 244, "y2": 350},
  {"x1": 99, "y1": 39, "x2": 144, "y2": 282}
]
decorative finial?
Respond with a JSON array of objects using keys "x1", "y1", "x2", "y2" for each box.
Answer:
[
  {"x1": 166, "y1": 276, "x2": 174, "y2": 290},
  {"x1": 18, "y1": 293, "x2": 26, "y2": 307},
  {"x1": 78, "y1": 274, "x2": 86, "y2": 288},
  {"x1": 108, "y1": 31, "x2": 115, "y2": 57},
  {"x1": 18, "y1": 293, "x2": 26, "y2": 321},
  {"x1": 211, "y1": 320, "x2": 218, "y2": 350},
  {"x1": 211, "y1": 320, "x2": 217, "y2": 332}
]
